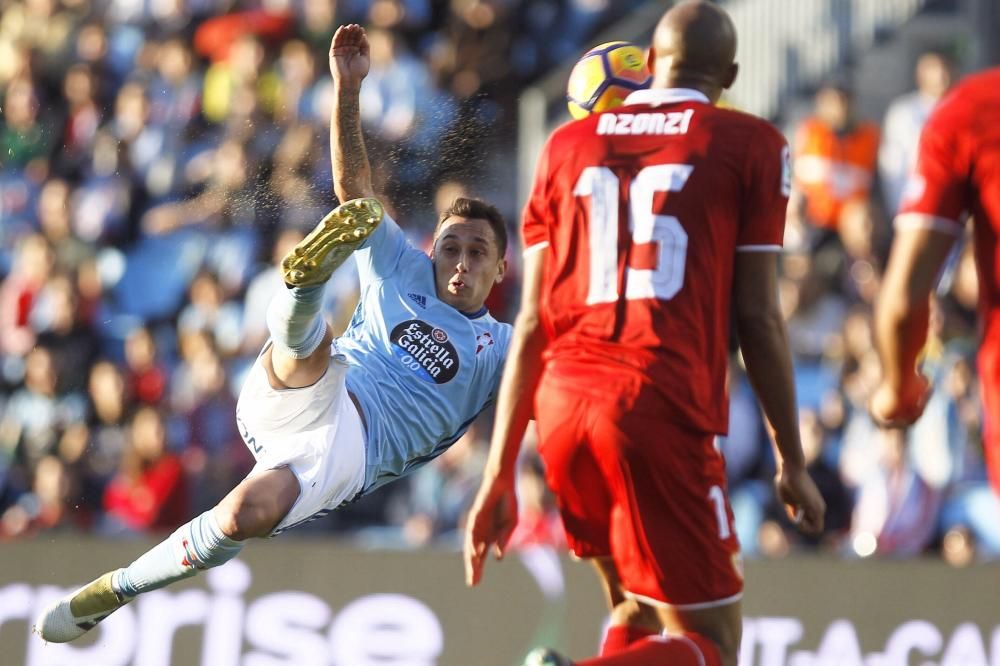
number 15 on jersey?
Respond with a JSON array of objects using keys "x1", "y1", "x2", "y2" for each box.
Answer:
[{"x1": 574, "y1": 164, "x2": 693, "y2": 305}]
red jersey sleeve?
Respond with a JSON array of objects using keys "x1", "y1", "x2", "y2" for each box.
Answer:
[
  {"x1": 521, "y1": 136, "x2": 556, "y2": 251},
  {"x1": 738, "y1": 128, "x2": 789, "y2": 249},
  {"x1": 896, "y1": 105, "x2": 969, "y2": 234}
]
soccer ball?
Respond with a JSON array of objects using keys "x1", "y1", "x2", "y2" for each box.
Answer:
[{"x1": 566, "y1": 41, "x2": 652, "y2": 119}]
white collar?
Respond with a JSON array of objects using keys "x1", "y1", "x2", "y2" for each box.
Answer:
[{"x1": 623, "y1": 87, "x2": 710, "y2": 107}]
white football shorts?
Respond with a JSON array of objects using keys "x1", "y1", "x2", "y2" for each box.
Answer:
[{"x1": 235, "y1": 339, "x2": 367, "y2": 534}]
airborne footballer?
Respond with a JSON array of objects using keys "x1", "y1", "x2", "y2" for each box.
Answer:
[{"x1": 36, "y1": 24, "x2": 511, "y2": 643}]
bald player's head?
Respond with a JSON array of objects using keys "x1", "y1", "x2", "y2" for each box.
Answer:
[{"x1": 648, "y1": 0, "x2": 738, "y2": 102}]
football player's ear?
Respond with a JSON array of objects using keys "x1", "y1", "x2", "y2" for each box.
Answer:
[
  {"x1": 494, "y1": 258, "x2": 507, "y2": 284},
  {"x1": 646, "y1": 46, "x2": 656, "y2": 76},
  {"x1": 723, "y1": 62, "x2": 738, "y2": 90}
]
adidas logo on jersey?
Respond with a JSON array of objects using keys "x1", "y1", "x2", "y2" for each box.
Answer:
[{"x1": 407, "y1": 293, "x2": 427, "y2": 309}]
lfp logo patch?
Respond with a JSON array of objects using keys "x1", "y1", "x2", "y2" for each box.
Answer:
[{"x1": 390, "y1": 320, "x2": 460, "y2": 384}]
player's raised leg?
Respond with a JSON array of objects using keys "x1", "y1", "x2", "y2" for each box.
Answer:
[
  {"x1": 266, "y1": 197, "x2": 383, "y2": 389},
  {"x1": 34, "y1": 467, "x2": 298, "y2": 643}
]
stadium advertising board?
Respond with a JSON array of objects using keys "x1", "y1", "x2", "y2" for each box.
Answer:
[{"x1": 1, "y1": 538, "x2": 997, "y2": 665}]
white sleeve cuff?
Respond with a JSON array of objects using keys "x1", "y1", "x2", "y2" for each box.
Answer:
[
  {"x1": 894, "y1": 212, "x2": 964, "y2": 236},
  {"x1": 736, "y1": 244, "x2": 782, "y2": 252},
  {"x1": 522, "y1": 241, "x2": 549, "y2": 256}
]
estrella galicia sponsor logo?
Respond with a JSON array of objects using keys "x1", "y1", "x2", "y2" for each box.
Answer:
[{"x1": 390, "y1": 320, "x2": 459, "y2": 384}]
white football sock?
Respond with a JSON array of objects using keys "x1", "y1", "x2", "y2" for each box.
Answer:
[{"x1": 265, "y1": 284, "x2": 326, "y2": 359}]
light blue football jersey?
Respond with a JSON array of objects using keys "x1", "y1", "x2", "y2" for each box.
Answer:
[{"x1": 336, "y1": 214, "x2": 511, "y2": 494}]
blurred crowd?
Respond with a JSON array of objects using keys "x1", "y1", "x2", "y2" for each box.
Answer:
[
  {"x1": 724, "y1": 50, "x2": 1000, "y2": 565},
  {"x1": 1, "y1": 0, "x2": 997, "y2": 565}
]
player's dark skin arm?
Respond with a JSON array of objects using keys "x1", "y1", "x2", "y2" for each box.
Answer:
[
  {"x1": 871, "y1": 224, "x2": 956, "y2": 425},
  {"x1": 329, "y1": 24, "x2": 376, "y2": 202},
  {"x1": 733, "y1": 251, "x2": 825, "y2": 533}
]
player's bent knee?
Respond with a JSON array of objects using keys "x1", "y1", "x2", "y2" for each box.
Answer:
[
  {"x1": 217, "y1": 469, "x2": 300, "y2": 540},
  {"x1": 610, "y1": 599, "x2": 661, "y2": 632},
  {"x1": 266, "y1": 326, "x2": 334, "y2": 389}
]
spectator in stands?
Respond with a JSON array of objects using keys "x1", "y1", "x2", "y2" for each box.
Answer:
[
  {"x1": 720, "y1": 365, "x2": 771, "y2": 556},
  {"x1": 32, "y1": 273, "x2": 98, "y2": 395},
  {"x1": 439, "y1": 0, "x2": 514, "y2": 100},
  {"x1": 296, "y1": 0, "x2": 340, "y2": 52},
  {"x1": 123, "y1": 326, "x2": 168, "y2": 406},
  {"x1": 779, "y1": 250, "x2": 847, "y2": 361},
  {"x1": 879, "y1": 50, "x2": 954, "y2": 215},
  {"x1": 202, "y1": 33, "x2": 268, "y2": 124},
  {"x1": 73, "y1": 129, "x2": 133, "y2": 244},
  {"x1": 73, "y1": 255, "x2": 112, "y2": 331},
  {"x1": 403, "y1": 430, "x2": 489, "y2": 546},
  {"x1": 0, "y1": 346, "x2": 81, "y2": 465},
  {"x1": 177, "y1": 270, "x2": 243, "y2": 358},
  {"x1": 1, "y1": 455, "x2": 76, "y2": 537},
  {"x1": 788, "y1": 78, "x2": 879, "y2": 248},
  {"x1": 359, "y1": 28, "x2": 429, "y2": 142},
  {"x1": 792, "y1": 408, "x2": 852, "y2": 548},
  {"x1": 36, "y1": 178, "x2": 93, "y2": 273},
  {"x1": 843, "y1": 426, "x2": 941, "y2": 557},
  {"x1": 197, "y1": 349, "x2": 251, "y2": 483},
  {"x1": 108, "y1": 82, "x2": 167, "y2": 196},
  {"x1": 57, "y1": 64, "x2": 102, "y2": 177},
  {"x1": 0, "y1": 234, "x2": 53, "y2": 357},
  {"x1": 273, "y1": 39, "x2": 320, "y2": 123},
  {"x1": 147, "y1": 37, "x2": 202, "y2": 134},
  {"x1": 103, "y1": 406, "x2": 187, "y2": 532},
  {"x1": 267, "y1": 122, "x2": 329, "y2": 229},
  {"x1": 1, "y1": 77, "x2": 52, "y2": 173},
  {"x1": 72, "y1": 23, "x2": 116, "y2": 106},
  {"x1": 85, "y1": 360, "x2": 131, "y2": 489}
]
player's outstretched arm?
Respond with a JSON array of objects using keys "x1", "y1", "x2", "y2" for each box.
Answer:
[
  {"x1": 870, "y1": 223, "x2": 956, "y2": 427},
  {"x1": 329, "y1": 24, "x2": 375, "y2": 203},
  {"x1": 734, "y1": 251, "x2": 825, "y2": 535},
  {"x1": 464, "y1": 247, "x2": 548, "y2": 587}
]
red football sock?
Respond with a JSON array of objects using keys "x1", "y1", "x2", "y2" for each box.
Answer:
[
  {"x1": 579, "y1": 633, "x2": 721, "y2": 666},
  {"x1": 600, "y1": 625, "x2": 658, "y2": 656}
]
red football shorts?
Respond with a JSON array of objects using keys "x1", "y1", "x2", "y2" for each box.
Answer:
[{"x1": 534, "y1": 360, "x2": 743, "y2": 608}]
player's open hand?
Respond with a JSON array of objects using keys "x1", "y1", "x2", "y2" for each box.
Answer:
[
  {"x1": 775, "y1": 465, "x2": 825, "y2": 535},
  {"x1": 463, "y1": 474, "x2": 518, "y2": 587},
  {"x1": 869, "y1": 373, "x2": 932, "y2": 429},
  {"x1": 330, "y1": 24, "x2": 369, "y2": 87}
]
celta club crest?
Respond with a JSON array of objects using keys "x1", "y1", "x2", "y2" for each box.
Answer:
[{"x1": 476, "y1": 332, "x2": 494, "y2": 355}]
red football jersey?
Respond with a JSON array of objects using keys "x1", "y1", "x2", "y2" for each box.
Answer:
[
  {"x1": 523, "y1": 88, "x2": 790, "y2": 433},
  {"x1": 897, "y1": 67, "x2": 1000, "y2": 340}
]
